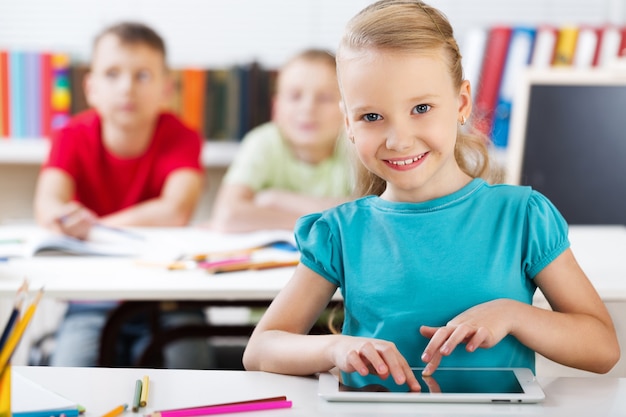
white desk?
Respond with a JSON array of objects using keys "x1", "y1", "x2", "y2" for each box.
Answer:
[
  {"x1": 0, "y1": 226, "x2": 297, "y2": 300},
  {"x1": 12, "y1": 366, "x2": 626, "y2": 417}
]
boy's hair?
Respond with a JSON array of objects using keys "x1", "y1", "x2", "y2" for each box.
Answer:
[
  {"x1": 92, "y1": 21, "x2": 167, "y2": 66},
  {"x1": 275, "y1": 48, "x2": 337, "y2": 92},
  {"x1": 338, "y1": 0, "x2": 500, "y2": 197},
  {"x1": 283, "y1": 48, "x2": 336, "y2": 69}
]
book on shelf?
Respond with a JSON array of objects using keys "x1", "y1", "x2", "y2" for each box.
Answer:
[
  {"x1": 181, "y1": 68, "x2": 207, "y2": 135},
  {"x1": 40, "y1": 52, "x2": 53, "y2": 139},
  {"x1": 573, "y1": 26, "x2": 600, "y2": 68},
  {"x1": 69, "y1": 64, "x2": 90, "y2": 116},
  {"x1": 0, "y1": 50, "x2": 8, "y2": 138},
  {"x1": 9, "y1": 50, "x2": 26, "y2": 138},
  {"x1": 552, "y1": 25, "x2": 579, "y2": 66},
  {"x1": 473, "y1": 26, "x2": 512, "y2": 137},
  {"x1": 460, "y1": 27, "x2": 488, "y2": 102},
  {"x1": 530, "y1": 25, "x2": 558, "y2": 68},
  {"x1": 50, "y1": 53, "x2": 72, "y2": 132},
  {"x1": 492, "y1": 26, "x2": 536, "y2": 148}
]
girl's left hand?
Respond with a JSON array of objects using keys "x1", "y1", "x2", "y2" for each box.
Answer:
[{"x1": 419, "y1": 299, "x2": 518, "y2": 375}]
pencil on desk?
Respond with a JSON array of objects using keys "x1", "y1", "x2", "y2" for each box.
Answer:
[
  {"x1": 207, "y1": 259, "x2": 299, "y2": 274},
  {"x1": 140, "y1": 375, "x2": 150, "y2": 407},
  {"x1": 148, "y1": 398, "x2": 292, "y2": 417},
  {"x1": 100, "y1": 403, "x2": 127, "y2": 417},
  {"x1": 152, "y1": 396, "x2": 287, "y2": 414},
  {"x1": 132, "y1": 379, "x2": 143, "y2": 412},
  {"x1": 0, "y1": 287, "x2": 43, "y2": 372}
]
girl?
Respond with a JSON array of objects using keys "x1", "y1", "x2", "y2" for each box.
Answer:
[{"x1": 243, "y1": 0, "x2": 619, "y2": 392}]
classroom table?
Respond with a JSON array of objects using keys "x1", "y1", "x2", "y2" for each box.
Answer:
[
  {"x1": 12, "y1": 365, "x2": 626, "y2": 417},
  {"x1": 0, "y1": 225, "x2": 299, "y2": 300}
]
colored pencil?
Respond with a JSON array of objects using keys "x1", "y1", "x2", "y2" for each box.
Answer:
[
  {"x1": 140, "y1": 375, "x2": 150, "y2": 407},
  {"x1": 0, "y1": 287, "x2": 43, "y2": 373},
  {"x1": 153, "y1": 396, "x2": 286, "y2": 414},
  {"x1": 99, "y1": 403, "x2": 127, "y2": 417},
  {"x1": 132, "y1": 379, "x2": 143, "y2": 412},
  {"x1": 207, "y1": 259, "x2": 299, "y2": 274},
  {"x1": 0, "y1": 281, "x2": 28, "y2": 352},
  {"x1": 149, "y1": 398, "x2": 292, "y2": 417}
]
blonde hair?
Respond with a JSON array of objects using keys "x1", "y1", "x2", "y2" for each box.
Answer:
[
  {"x1": 275, "y1": 48, "x2": 337, "y2": 94},
  {"x1": 337, "y1": 0, "x2": 500, "y2": 197}
]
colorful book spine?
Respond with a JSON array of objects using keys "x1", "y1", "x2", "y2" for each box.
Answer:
[
  {"x1": 0, "y1": 50, "x2": 9, "y2": 138},
  {"x1": 530, "y1": 25, "x2": 558, "y2": 68},
  {"x1": 24, "y1": 51, "x2": 42, "y2": 138},
  {"x1": 40, "y1": 52, "x2": 53, "y2": 138},
  {"x1": 552, "y1": 25, "x2": 579, "y2": 66},
  {"x1": 573, "y1": 26, "x2": 599, "y2": 68},
  {"x1": 473, "y1": 26, "x2": 512, "y2": 137},
  {"x1": 9, "y1": 51, "x2": 26, "y2": 139},
  {"x1": 50, "y1": 53, "x2": 71, "y2": 132},
  {"x1": 460, "y1": 27, "x2": 487, "y2": 104},
  {"x1": 181, "y1": 68, "x2": 206, "y2": 134},
  {"x1": 492, "y1": 27, "x2": 536, "y2": 148}
]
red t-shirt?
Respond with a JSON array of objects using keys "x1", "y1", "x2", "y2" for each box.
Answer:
[{"x1": 44, "y1": 110, "x2": 203, "y2": 217}]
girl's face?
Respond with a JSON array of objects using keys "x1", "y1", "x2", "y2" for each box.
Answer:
[{"x1": 339, "y1": 50, "x2": 472, "y2": 202}]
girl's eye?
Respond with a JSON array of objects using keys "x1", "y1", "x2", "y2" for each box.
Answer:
[
  {"x1": 105, "y1": 69, "x2": 119, "y2": 79},
  {"x1": 362, "y1": 113, "x2": 381, "y2": 122},
  {"x1": 413, "y1": 104, "x2": 431, "y2": 114}
]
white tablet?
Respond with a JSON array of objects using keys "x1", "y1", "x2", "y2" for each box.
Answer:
[{"x1": 318, "y1": 368, "x2": 545, "y2": 403}]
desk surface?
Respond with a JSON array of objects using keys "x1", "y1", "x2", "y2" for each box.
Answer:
[
  {"x1": 12, "y1": 366, "x2": 626, "y2": 417},
  {"x1": 1, "y1": 225, "x2": 626, "y2": 301},
  {"x1": 0, "y1": 226, "x2": 297, "y2": 300}
]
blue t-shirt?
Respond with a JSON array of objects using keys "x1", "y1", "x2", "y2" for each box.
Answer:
[{"x1": 295, "y1": 179, "x2": 569, "y2": 388}]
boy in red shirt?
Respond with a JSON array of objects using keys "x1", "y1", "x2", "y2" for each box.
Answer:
[{"x1": 33, "y1": 22, "x2": 213, "y2": 368}]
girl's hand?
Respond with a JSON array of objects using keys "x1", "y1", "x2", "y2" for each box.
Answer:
[
  {"x1": 419, "y1": 299, "x2": 517, "y2": 375},
  {"x1": 331, "y1": 336, "x2": 422, "y2": 392}
]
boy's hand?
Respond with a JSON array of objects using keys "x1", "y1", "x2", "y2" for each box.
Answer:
[
  {"x1": 331, "y1": 336, "x2": 422, "y2": 392},
  {"x1": 419, "y1": 299, "x2": 516, "y2": 375},
  {"x1": 53, "y1": 202, "x2": 98, "y2": 240}
]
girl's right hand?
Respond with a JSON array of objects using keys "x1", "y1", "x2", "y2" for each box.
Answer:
[{"x1": 330, "y1": 336, "x2": 422, "y2": 392}]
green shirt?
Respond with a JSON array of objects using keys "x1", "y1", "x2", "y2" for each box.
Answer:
[{"x1": 223, "y1": 122, "x2": 353, "y2": 198}]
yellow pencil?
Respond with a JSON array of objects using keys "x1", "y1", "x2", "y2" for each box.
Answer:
[
  {"x1": 0, "y1": 288, "x2": 43, "y2": 372},
  {"x1": 100, "y1": 403, "x2": 127, "y2": 417},
  {"x1": 140, "y1": 375, "x2": 150, "y2": 407}
]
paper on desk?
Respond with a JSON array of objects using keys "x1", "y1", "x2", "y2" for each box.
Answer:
[{"x1": 11, "y1": 370, "x2": 79, "y2": 416}]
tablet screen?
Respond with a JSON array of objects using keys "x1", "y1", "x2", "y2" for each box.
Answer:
[{"x1": 340, "y1": 368, "x2": 524, "y2": 394}]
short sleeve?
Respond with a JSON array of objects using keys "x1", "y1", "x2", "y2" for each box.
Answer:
[
  {"x1": 223, "y1": 127, "x2": 274, "y2": 191},
  {"x1": 294, "y1": 213, "x2": 343, "y2": 287},
  {"x1": 523, "y1": 191, "x2": 570, "y2": 278},
  {"x1": 45, "y1": 127, "x2": 80, "y2": 177}
]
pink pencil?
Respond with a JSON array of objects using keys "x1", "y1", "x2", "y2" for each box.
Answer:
[{"x1": 150, "y1": 399, "x2": 292, "y2": 417}]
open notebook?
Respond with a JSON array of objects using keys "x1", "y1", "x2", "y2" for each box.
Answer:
[{"x1": 12, "y1": 369, "x2": 79, "y2": 417}]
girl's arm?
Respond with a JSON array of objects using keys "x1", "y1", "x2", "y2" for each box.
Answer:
[
  {"x1": 513, "y1": 248, "x2": 620, "y2": 372},
  {"x1": 420, "y1": 249, "x2": 620, "y2": 375},
  {"x1": 243, "y1": 264, "x2": 421, "y2": 391}
]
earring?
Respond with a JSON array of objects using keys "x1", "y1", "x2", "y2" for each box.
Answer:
[
  {"x1": 349, "y1": 136, "x2": 355, "y2": 143},
  {"x1": 459, "y1": 115, "x2": 466, "y2": 126}
]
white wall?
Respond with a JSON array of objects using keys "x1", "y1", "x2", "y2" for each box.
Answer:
[{"x1": 1, "y1": 0, "x2": 624, "y2": 68}]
